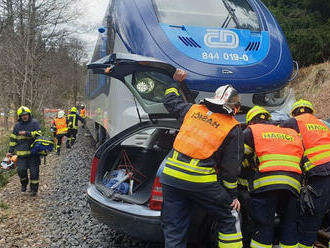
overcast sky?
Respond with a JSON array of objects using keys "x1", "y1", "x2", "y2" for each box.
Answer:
[{"x1": 75, "y1": 0, "x2": 109, "y2": 59}]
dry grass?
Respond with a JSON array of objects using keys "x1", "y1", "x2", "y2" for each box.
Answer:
[{"x1": 290, "y1": 61, "x2": 330, "y2": 120}]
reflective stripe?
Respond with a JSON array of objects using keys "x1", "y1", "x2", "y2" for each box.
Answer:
[
  {"x1": 16, "y1": 150, "x2": 31, "y2": 156},
  {"x1": 250, "y1": 239, "x2": 272, "y2": 248},
  {"x1": 297, "y1": 243, "x2": 312, "y2": 248},
  {"x1": 218, "y1": 232, "x2": 242, "y2": 241},
  {"x1": 163, "y1": 166, "x2": 217, "y2": 183},
  {"x1": 253, "y1": 175, "x2": 301, "y2": 193},
  {"x1": 259, "y1": 154, "x2": 301, "y2": 163},
  {"x1": 31, "y1": 130, "x2": 42, "y2": 137},
  {"x1": 223, "y1": 180, "x2": 238, "y2": 189},
  {"x1": 167, "y1": 158, "x2": 215, "y2": 174},
  {"x1": 308, "y1": 151, "x2": 330, "y2": 164},
  {"x1": 238, "y1": 178, "x2": 249, "y2": 187},
  {"x1": 9, "y1": 142, "x2": 17, "y2": 146},
  {"x1": 218, "y1": 241, "x2": 242, "y2": 248},
  {"x1": 244, "y1": 144, "x2": 253, "y2": 155},
  {"x1": 303, "y1": 161, "x2": 316, "y2": 172},
  {"x1": 242, "y1": 158, "x2": 249, "y2": 168},
  {"x1": 34, "y1": 139, "x2": 54, "y2": 145},
  {"x1": 304, "y1": 144, "x2": 330, "y2": 156},
  {"x1": 166, "y1": 161, "x2": 215, "y2": 175},
  {"x1": 165, "y1": 88, "x2": 179, "y2": 96},
  {"x1": 259, "y1": 160, "x2": 301, "y2": 172},
  {"x1": 30, "y1": 180, "x2": 39, "y2": 184},
  {"x1": 279, "y1": 243, "x2": 298, "y2": 248}
]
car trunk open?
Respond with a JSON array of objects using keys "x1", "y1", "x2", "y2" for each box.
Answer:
[{"x1": 95, "y1": 127, "x2": 178, "y2": 205}]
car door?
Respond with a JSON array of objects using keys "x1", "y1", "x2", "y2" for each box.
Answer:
[{"x1": 87, "y1": 53, "x2": 194, "y2": 118}]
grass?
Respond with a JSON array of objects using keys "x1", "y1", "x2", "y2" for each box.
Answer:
[{"x1": 0, "y1": 201, "x2": 9, "y2": 209}]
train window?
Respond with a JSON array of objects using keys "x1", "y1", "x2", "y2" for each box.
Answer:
[
  {"x1": 124, "y1": 71, "x2": 178, "y2": 105},
  {"x1": 153, "y1": 0, "x2": 260, "y2": 31}
]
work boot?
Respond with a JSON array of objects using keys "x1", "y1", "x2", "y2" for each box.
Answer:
[
  {"x1": 30, "y1": 191, "x2": 37, "y2": 197},
  {"x1": 21, "y1": 185, "x2": 27, "y2": 192}
]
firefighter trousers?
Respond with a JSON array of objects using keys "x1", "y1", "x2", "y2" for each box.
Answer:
[
  {"x1": 237, "y1": 188, "x2": 254, "y2": 248},
  {"x1": 161, "y1": 184, "x2": 242, "y2": 248},
  {"x1": 298, "y1": 175, "x2": 330, "y2": 248},
  {"x1": 55, "y1": 134, "x2": 65, "y2": 154},
  {"x1": 250, "y1": 190, "x2": 298, "y2": 248},
  {"x1": 66, "y1": 129, "x2": 77, "y2": 148},
  {"x1": 16, "y1": 156, "x2": 41, "y2": 192}
]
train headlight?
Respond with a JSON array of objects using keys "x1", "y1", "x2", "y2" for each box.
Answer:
[{"x1": 136, "y1": 77, "x2": 155, "y2": 94}]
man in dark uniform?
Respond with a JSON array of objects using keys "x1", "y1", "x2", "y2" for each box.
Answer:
[
  {"x1": 280, "y1": 99, "x2": 330, "y2": 248},
  {"x1": 66, "y1": 107, "x2": 85, "y2": 148},
  {"x1": 244, "y1": 105, "x2": 304, "y2": 248},
  {"x1": 160, "y1": 69, "x2": 244, "y2": 248},
  {"x1": 7, "y1": 106, "x2": 42, "y2": 196}
]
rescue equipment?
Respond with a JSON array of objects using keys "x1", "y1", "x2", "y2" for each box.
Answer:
[
  {"x1": 30, "y1": 136, "x2": 54, "y2": 155},
  {"x1": 102, "y1": 150, "x2": 146, "y2": 195},
  {"x1": 1, "y1": 155, "x2": 17, "y2": 170}
]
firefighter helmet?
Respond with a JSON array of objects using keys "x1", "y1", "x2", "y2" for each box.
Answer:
[
  {"x1": 71, "y1": 107, "x2": 77, "y2": 113},
  {"x1": 290, "y1": 99, "x2": 314, "y2": 116},
  {"x1": 204, "y1": 84, "x2": 240, "y2": 115},
  {"x1": 58, "y1": 110, "x2": 65, "y2": 118},
  {"x1": 246, "y1": 105, "x2": 271, "y2": 124},
  {"x1": 17, "y1": 106, "x2": 31, "y2": 117}
]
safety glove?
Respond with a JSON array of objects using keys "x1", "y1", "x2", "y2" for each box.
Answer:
[{"x1": 299, "y1": 185, "x2": 319, "y2": 216}]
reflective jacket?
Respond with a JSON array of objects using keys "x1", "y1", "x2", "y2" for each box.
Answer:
[
  {"x1": 173, "y1": 104, "x2": 239, "y2": 159},
  {"x1": 53, "y1": 117, "x2": 68, "y2": 135},
  {"x1": 160, "y1": 87, "x2": 244, "y2": 197},
  {"x1": 67, "y1": 112, "x2": 84, "y2": 130},
  {"x1": 9, "y1": 118, "x2": 41, "y2": 157},
  {"x1": 295, "y1": 113, "x2": 330, "y2": 172},
  {"x1": 244, "y1": 122, "x2": 303, "y2": 196},
  {"x1": 80, "y1": 109, "x2": 86, "y2": 118}
]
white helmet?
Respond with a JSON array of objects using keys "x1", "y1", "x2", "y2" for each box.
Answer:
[
  {"x1": 58, "y1": 110, "x2": 65, "y2": 118},
  {"x1": 204, "y1": 84, "x2": 240, "y2": 115}
]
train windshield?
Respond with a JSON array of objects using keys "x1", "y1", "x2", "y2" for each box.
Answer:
[{"x1": 153, "y1": 0, "x2": 260, "y2": 31}]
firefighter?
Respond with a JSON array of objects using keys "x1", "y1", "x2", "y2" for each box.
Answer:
[
  {"x1": 7, "y1": 106, "x2": 42, "y2": 196},
  {"x1": 244, "y1": 105, "x2": 304, "y2": 248},
  {"x1": 66, "y1": 107, "x2": 85, "y2": 148},
  {"x1": 160, "y1": 69, "x2": 244, "y2": 248},
  {"x1": 280, "y1": 99, "x2": 330, "y2": 248},
  {"x1": 80, "y1": 104, "x2": 86, "y2": 128},
  {"x1": 51, "y1": 110, "x2": 68, "y2": 155},
  {"x1": 238, "y1": 142, "x2": 257, "y2": 248}
]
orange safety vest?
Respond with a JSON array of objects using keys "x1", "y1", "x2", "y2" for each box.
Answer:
[
  {"x1": 54, "y1": 117, "x2": 68, "y2": 135},
  {"x1": 173, "y1": 104, "x2": 239, "y2": 159},
  {"x1": 295, "y1": 114, "x2": 330, "y2": 171},
  {"x1": 80, "y1": 108, "x2": 86, "y2": 118},
  {"x1": 250, "y1": 124, "x2": 303, "y2": 174}
]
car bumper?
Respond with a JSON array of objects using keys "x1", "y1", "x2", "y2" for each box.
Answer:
[{"x1": 87, "y1": 184, "x2": 163, "y2": 242}]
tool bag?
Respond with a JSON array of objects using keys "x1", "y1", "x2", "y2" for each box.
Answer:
[{"x1": 30, "y1": 136, "x2": 54, "y2": 156}]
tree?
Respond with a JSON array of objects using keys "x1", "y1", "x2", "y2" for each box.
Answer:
[{"x1": 0, "y1": 0, "x2": 86, "y2": 118}]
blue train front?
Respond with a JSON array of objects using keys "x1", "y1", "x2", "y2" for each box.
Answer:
[{"x1": 109, "y1": 0, "x2": 293, "y2": 93}]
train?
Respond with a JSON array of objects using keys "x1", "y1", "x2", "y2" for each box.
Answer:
[{"x1": 85, "y1": 0, "x2": 296, "y2": 142}]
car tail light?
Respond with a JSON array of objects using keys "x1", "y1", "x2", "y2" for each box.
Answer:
[
  {"x1": 149, "y1": 177, "x2": 163, "y2": 211},
  {"x1": 90, "y1": 157, "x2": 99, "y2": 184}
]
